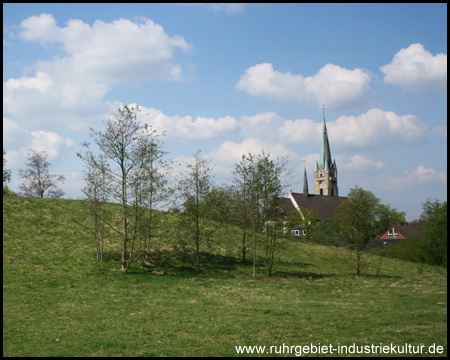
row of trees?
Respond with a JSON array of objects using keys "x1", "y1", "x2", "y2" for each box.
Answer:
[
  {"x1": 307, "y1": 189, "x2": 447, "y2": 271},
  {"x1": 75, "y1": 105, "x2": 291, "y2": 275},
  {"x1": 380, "y1": 199, "x2": 447, "y2": 267},
  {"x1": 4, "y1": 105, "x2": 446, "y2": 275}
]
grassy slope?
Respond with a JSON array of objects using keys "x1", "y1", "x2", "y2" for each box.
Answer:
[{"x1": 3, "y1": 196, "x2": 447, "y2": 357}]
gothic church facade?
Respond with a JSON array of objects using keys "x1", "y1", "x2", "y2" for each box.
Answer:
[{"x1": 283, "y1": 112, "x2": 347, "y2": 223}]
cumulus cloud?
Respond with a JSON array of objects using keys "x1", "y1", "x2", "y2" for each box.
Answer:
[
  {"x1": 208, "y1": 138, "x2": 294, "y2": 174},
  {"x1": 19, "y1": 13, "x2": 61, "y2": 43},
  {"x1": 383, "y1": 166, "x2": 447, "y2": 191},
  {"x1": 3, "y1": 117, "x2": 27, "y2": 147},
  {"x1": 29, "y1": 130, "x2": 74, "y2": 159},
  {"x1": 305, "y1": 64, "x2": 372, "y2": 110},
  {"x1": 405, "y1": 166, "x2": 447, "y2": 184},
  {"x1": 236, "y1": 62, "x2": 372, "y2": 111},
  {"x1": 4, "y1": 14, "x2": 192, "y2": 131},
  {"x1": 279, "y1": 108, "x2": 428, "y2": 149},
  {"x1": 135, "y1": 105, "x2": 238, "y2": 141},
  {"x1": 19, "y1": 14, "x2": 191, "y2": 83},
  {"x1": 236, "y1": 63, "x2": 305, "y2": 102},
  {"x1": 380, "y1": 43, "x2": 447, "y2": 93},
  {"x1": 3, "y1": 121, "x2": 74, "y2": 169},
  {"x1": 278, "y1": 118, "x2": 322, "y2": 145},
  {"x1": 330, "y1": 109, "x2": 428, "y2": 148},
  {"x1": 240, "y1": 112, "x2": 284, "y2": 139},
  {"x1": 342, "y1": 155, "x2": 385, "y2": 172}
]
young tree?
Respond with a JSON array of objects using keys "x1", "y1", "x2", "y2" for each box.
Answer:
[
  {"x1": 79, "y1": 152, "x2": 111, "y2": 262},
  {"x1": 336, "y1": 186, "x2": 381, "y2": 275},
  {"x1": 178, "y1": 150, "x2": 214, "y2": 265},
  {"x1": 18, "y1": 149, "x2": 65, "y2": 198},
  {"x1": 3, "y1": 148, "x2": 12, "y2": 194},
  {"x1": 375, "y1": 204, "x2": 406, "y2": 235},
  {"x1": 135, "y1": 131, "x2": 172, "y2": 266},
  {"x1": 233, "y1": 155, "x2": 253, "y2": 263},
  {"x1": 234, "y1": 152, "x2": 289, "y2": 277},
  {"x1": 234, "y1": 153, "x2": 262, "y2": 278},
  {"x1": 79, "y1": 105, "x2": 159, "y2": 274},
  {"x1": 257, "y1": 154, "x2": 289, "y2": 277},
  {"x1": 299, "y1": 208, "x2": 319, "y2": 239}
]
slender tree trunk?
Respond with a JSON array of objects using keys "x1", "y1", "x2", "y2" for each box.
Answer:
[
  {"x1": 356, "y1": 249, "x2": 361, "y2": 276},
  {"x1": 121, "y1": 169, "x2": 128, "y2": 274},
  {"x1": 252, "y1": 224, "x2": 257, "y2": 279},
  {"x1": 242, "y1": 228, "x2": 246, "y2": 262}
]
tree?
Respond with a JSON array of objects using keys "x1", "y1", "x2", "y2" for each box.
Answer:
[
  {"x1": 178, "y1": 150, "x2": 215, "y2": 265},
  {"x1": 383, "y1": 199, "x2": 447, "y2": 267},
  {"x1": 233, "y1": 152, "x2": 289, "y2": 277},
  {"x1": 234, "y1": 153, "x2": 262, "y2": 278},
  {"x1": 233, "y1": 155, "x2": 253, "y2": 263},
  {"x1": 135, "y1": 130, "x2": 172, "y2": 267},
  {"x1": 18, "y1": 149, "x2": 65, "y2": 198},
  {"x1": 257, "y1": 154, "x2": 288, "y2": 277},
  {"x1": 420, "y1": 199, "x2": 447, "y2": 267},
  {"x1": 202, "y1": 185, "x2": 239, "y2": 255},
  {"x1": 3, "y1": 148, "x2": 12, "y2": 194},
  {"x1": 336, "y1": 186, "x2": 381, "y2": 275},
  {"x1": 375, "y1": 204, "x2": 406, "y2": 235},
  {"x1": 79, "y1": 152, "x2": 111, "y2": 262},
  {"x1": 79, "y1": 105, "x2": 160, "y2": 273},
  {"x1": 299, "y1": 207, "x2": 319, "y2": 239}
]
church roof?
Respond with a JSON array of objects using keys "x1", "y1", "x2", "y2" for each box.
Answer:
[{"x1": 285, "y1": 192, "x2": 347, "y2": 221}]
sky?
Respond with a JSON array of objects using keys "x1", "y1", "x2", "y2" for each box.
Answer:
[{"x1": 3, "y1": 3, "x2": 447, "y2": 220}]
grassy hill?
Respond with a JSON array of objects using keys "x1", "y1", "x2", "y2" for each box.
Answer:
[{"x1": 3, "y1": 196, "x2": 447, "y2": 357}]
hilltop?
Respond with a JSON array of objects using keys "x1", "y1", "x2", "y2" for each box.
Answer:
[{"x1": 3, "y1": 196, "x2": 447, "y2": 357}]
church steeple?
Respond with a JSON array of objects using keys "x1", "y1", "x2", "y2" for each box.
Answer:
[
  {"x1": 319, "y1": 107, "x2": 332, "y2": 171},
  {"x1": 303, "y1": 165, "x2": 309, "y2": 196},
  {"x1": 314, "y1": 107, "x2": 338, "y2": 196}
]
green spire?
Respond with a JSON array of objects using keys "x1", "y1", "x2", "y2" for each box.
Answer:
[{"x1": 319, "y1": 109, "x2": 332, "y2": 170}]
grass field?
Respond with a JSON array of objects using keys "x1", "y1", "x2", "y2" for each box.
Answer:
[{"x1": 3, "y1": 196, "x2": 447, "y2": 357}]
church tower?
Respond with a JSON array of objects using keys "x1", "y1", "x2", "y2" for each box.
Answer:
[{"x1": 314, "y1": 110, "x2": 338, "y2": 196}]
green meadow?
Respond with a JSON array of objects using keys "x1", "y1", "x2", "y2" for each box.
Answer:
[{"x1": 3, "y1": 196, "x2": 447, "y2": 357}]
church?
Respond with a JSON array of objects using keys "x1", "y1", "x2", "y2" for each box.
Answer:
[{"x1": 283, "y1": 112, "x2": 347, "y2": 229}]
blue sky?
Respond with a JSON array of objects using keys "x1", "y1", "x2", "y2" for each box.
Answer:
[{"x1": 3, "y1": 3, "x2": 447, "y2": 220}]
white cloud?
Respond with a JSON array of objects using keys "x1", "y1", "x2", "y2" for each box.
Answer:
[
  {"x1": 380, "y1": 166, "x2": 447, "y2": 192},
  {"x1": 3, "y1": 126, "x2": 74, "y2": 171},
  {"x1": 329, "y1": 109, "x2": 428, "y2": 148},
  {"x1": 236, "y1": 63, "x2": 306, "y2": 102},
  {"x1": 3, "y1": 117, "x2": 28, "y2": 148},
  {"x1": 4, "y1": 14, "x2": 192, "y2": 132},
  {"x1": 19, "y1": 14, "x2": 191, "y2": 84},
  {"x1": 300, "y1": 153, "x2": 320, "y2": 172},
  {"x1": 19, "y1": 13, "x2": 61, "y2": 43},
  {"x1": 305, "y1": 64, "x2": 372, "y2": 110},
  {"x1": 279, "y1": 118, "x2": 321, "y2": 145},
  {"x1": 209, "y1": 138, "x2": 293, "y2": 168},
  {"x1": 30, "y1": 130, "x2": 74, "y2": 159},
  {"x1": 236, "y1": 62, "x2": 372, "y2": 111},
  {"x1": 240, "y1": 112, "x2": 284, "y2": 139},
  {"x1": 405, "y1": 166, "x2": 447, "y2": 184},
  {"x1": 280, "y1": 108, "x2": 428, "y2": 149},
  {"x1": 342, "y1": 155, "x2": 385, "y2": 172},
  {"x1": 429, "y1": 125, "x2": 447, "y2": 139},
  {"x1": 380, "y1": 43, "x2": 447, "y2": 93},
  {"x1": 135, "y1": 105, "x2": 238, "y2": 140}
]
